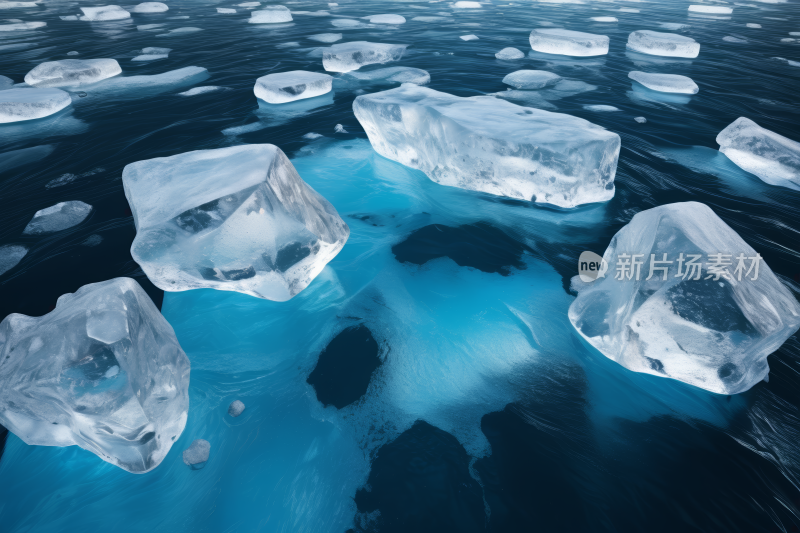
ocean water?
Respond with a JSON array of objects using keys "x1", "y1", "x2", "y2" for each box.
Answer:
[{"x1": 2, "y1": 0, "x2": 800, "y2": 531}]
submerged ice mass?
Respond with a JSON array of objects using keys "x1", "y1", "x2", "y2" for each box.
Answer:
[
  {"x1": 627, "y1": 30, "x2": 700, "y2": 58},
  {"x1": 25, "y1": 59, "x2": 122, "y2": 88},
  {"x1": 0, "y1": 88, "x2": 71, "y2": 123},
  {"x1": 254, "y1": 71, "x2": 332, "y2": 104},
  {"x1": 569, "y1": 202, "x2": 800, "y2": 395},
  {"x1": 23, "y1": 201, "x2": 92, "y2": 234},
  {"x1": 529, "y1": 28, "x2": 609, "y2": 57},
  {"x1": 717, "y1": 117, "x2": 800, "y2": 189},
  {"x1": 0, "y1": 278, "x2": 190, "y2": 473},
  {"x1": 628, "y1": 71, "x2": 699, "y2": 94},
  {"x1": 352, "y1": 84, "x2": 620, "y2": 207},
  {"x1": 322, "y1": 41, "x2": 407, "y2": 73},
  {"x1": 122, "y1": 144, "x2": 349, "y2": 301}
]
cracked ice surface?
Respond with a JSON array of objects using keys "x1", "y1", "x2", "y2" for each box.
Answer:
[
  {"x1": 352, "y1": 84, "x2": 619, "y2": 207},
  {"x1": 122, "y1": 144, "x2": 349, "y2": 301},
  {"x1": 569, "y1": 202, "x2": 800, "y2": 394},
  {"x1": 0, "y1": 278, "x2": 190, "y2": 473}
]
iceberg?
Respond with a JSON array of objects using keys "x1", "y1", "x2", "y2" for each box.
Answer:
[
  {"x1": 0, "y1": 277, "x2": 191, "y2": 472},
  {"x1": 322, "y1": 41, "x2": 407, "y2": 73},
  {"x1": 0, "y1": 244, "x2": 26, "y2": 277},
  {"x1": 627, "y1": 30, "x2": 700, "y2": 58},
  {"x1": 308, "y1": 32, "x2": 341, "y2": 43},
  {"x1": 131, "y1": 2, "x2": 168, "y2": 13},
  {"x1": 0, "y1": 21, "x2": 45, "y2": 31},
  {"x1": 122, "y1": 144, "x2": 350, "y2": 301},
  {"x1": 689, "y1": 5, "x2": 732, "y2": 14},
  {"x1": 495, "y1": 47, "x2": 524, "y2": 60},
  {"x1": 502, "y1": 70, "x2": 561, "y2": 89},
  {"x1": 716, "y1": 117, "x2": 800, "y2": 189},
  {"x1": 254, "y1": 70, "x2": 333, "y2": 104},
  {"x1": 352, "y1": 84, "x2": 620, "y2": 207},
  {"x1": 369, "y1": 14, "x2": 405, "y2": 24},
  {"x1": 569, "y1": 201, "x2": 800, "y2": 395},
  {"x1": 249, "y1": 6, "x2": 291, "y2": 23},
  {"x1": 25, "y1": 59, "x2": 121, "y2": 88},
  {"x1": 79, "y1": 5, "x2": 131, "y2": 21},
  {"x1": 0, "y1": 88, "x2": 71, "y2": 123},
  {"x1": 132, "y1": 47, "x2": 171, "y2": 61},
  {"x1": 23, "y1": 200, "x2": 92, "y2": 235},
  {"x1": 629, "y1": 71, "x2": 698, "y2": 94},
  {"x1": 529, "y1": 28, "x2": 609, "y2": 57},
  {"x1": 334, "y1": 123, "x2": 347, "y2": 133}
]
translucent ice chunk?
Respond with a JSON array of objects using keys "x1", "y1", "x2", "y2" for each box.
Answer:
[
  {"x1": 627, "y1": 30, "x2": 700, "y2": 58},
  {"x1": 495, "y1": 47, "x2": 524, "y2": 59},
  {"x1": 369, "y1": 14, "x2": 405, "y2": 24},
  {"x1": 453, "y1": 1, "x2": 481, "y2": 7},
  {"x1": 132, "y1": 47, "x2": 171, "y2": 61},
  {"x1": 322, "y1": 41, "x2": 407, "y2": 73},
  {"x1": 249, "y1": 6, "x2": 291, "y2": 23},
  {"x1": 591, "y1": 16, "x2": 617, "y2": 22},
  {"x1": 182, "y1": 439, "x2": 209, "y2": 467},
  {"x1": 583, "y1": 104, "x2": 619, "y2": 112},
  {"x1": 131, "y1": 2, "x2": 168, "y2": 13},
  {"x1": 177, "y1": 85, "x2": 223, "y2": 96},
  {"x1": 569, "y1": 201, "x2": 800, "y2": 395},
  {"x1": 341, "y1": 66, "x2": 430, "y2": 85},
  {"x1": 629, "y1": 71, "x2": 698, "y2": 94},
  {"x1": 334, "y1": 123, "x2": 347, "y2": 133},
  {"x1": 0, "y1": 244, "x2": 26, "y2": 276},
  {"x1": 689, "y1": 4, "x2": 732, "y2": 14},
  {"x1": 122, "y1": 144, "x2": 350, "y2": 301},
  {"x1": 0, "y1": 1, "x2": 40, "y2": 7},
  {"x1": 23, "y1": 200, "x2": 92, "y2": 234},
  {"x1": 79, "y1": 5, "x2": 131, "y2": 21},
  {"x1": 308, "y1": 32, "x2": 341, "y2": 43},
  {"x1": 0, "y1": 88, "x2": 71, "y2": 123},
  {"x1": 352, "y1": 84, "x2": 620, "y2": 207},
  {"x1": 529, "y1": 28, "x2": 609, "y2": 57},
  {"x1": 25, "y1": 59, "x2": 121, "y2": 88},
  {"x1": 716, "y1": 117, "x2": 800, "y2": 189},
  {"x1": 254, "y1": 70, "x2": 332, "y2": 104},
  {"x1": 0, "y1": 277, "x2": 190, "y2": 472},
  {"x1": 502, "y1": 69, "x2": 561, "y2": 89},
  {"x1": 0, "y1": 21, "x2": 45, "y2": 30},
  {"x1": 635, "y1": 116, "x2": 647, "y2": 123},
  {"x1": 156, "y1": 26, "x2": 201, "y2": 36},
  {"x1": 216, "y1": 8, "x2": 235, "y2": 13},
  {"x1": 84, "y1": 66, "x2": 209, "y2": 95},
  {"x1": 460, "y1": 34, "x2": 478, "y2": 41},
  {"x1": 228, "y1": 400, "x2": 245, "y2": 417}
]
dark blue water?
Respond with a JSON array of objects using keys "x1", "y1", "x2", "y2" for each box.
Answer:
[{"x1": 2, "y1": 0, "x2": 800, "y2": 531}]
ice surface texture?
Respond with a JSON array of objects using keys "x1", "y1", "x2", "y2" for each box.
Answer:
[
  {"x1": 80, "y1": 5, "x2": 131, "y2": 21},
  {"x1": 627, "y1": 30, "x2": 700, "y2": 58},
  {"x1": 629, "y1": 71, "x2": 699, "y2": 94},
  {"x1": 254, "y1": 70, "x2": 332, "y2": 104},
  {"x1": 0, "y1": 88, "x2": 71, "y2": 123},
  {"x1": 131, "y1": 2, "x2": 168, "y2": 13},
  {"x1": 322, "y1": 41, "x2": 407, "y2": 73},
  {"x1": 341, "y1": 67, "x2": 429, "y2": 85},
  {"x1": 25, "y1": 59, "x2": 122, "y2": 87},
  {"x1": 122, "y1": 144, "x2": 349, "y2": 301},
  {"x1": 0, "y1": 278, "x2": 190, "y2": 472},
  {"x1": 503, "y1": 70, "x2": 561, "y2": 89},
  {"x1": 529, "y1": 28, "x2": 609, "y2": 57},
  {"x1": 717, "y1": 117, "x2": 800, "y2": 189},
  {"x1": 249, "y1": 6, "x2": 291, "y2": 23},
  {"x1": 569, "y1": 202, "x2": 800, "y2": 394},
  {"x1": 352, "y1": 84, "x2": 620, "y2": 207},
  {"x1": 23, "y1": 201, "x2": 92, "y2": 234}
]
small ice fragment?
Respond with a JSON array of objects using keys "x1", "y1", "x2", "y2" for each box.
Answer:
[
  {"x1": 619, "y1": 8, "x2": 639, "y2": 13},
  {"x1": 308, "y1": 32, "x2": 341, "y2": 43},
  {"x1": 82, "y1": 234, "x2": 103, "y2": 246},
  {"x1": 746, "y1": 23, "x2": 761, "y2": 28},
  {"x1": 0, "y1": 21, "x2": 46, "y2": 30},
  {"x1": 249, "y1": 5, "x2": 292, "y2": 23},
  {"x1": 780, "y1": 38, "x2": 795, "y2": 43},
  {"x1": 177, "y1": 86, "x2": 223, "y2": 96},
  {"x1": 157, "y1": 27, "x2": 202, "y2": 36},
  {"x1": 131, "y1": 2, "x2": 168, "y2": 13},
  {"x1": 331, "y1": 19, "x2": 367, "y2": 28},
  {"x1": 628, "y1": 71, "x2": 698, "y2": 94},
  {"x1": 627, "y1": 30, "x2": 700, "y2": 58},
  {"x1": 634, "y1": 116, "x2": 647, "y2": 123},
  {"x1": 659, "y1": 23, "x2": 689, "y2": 30},
  {"x1": 502, "y1": 69, "x2": 560, "y2": 89},
  {"x1": 254, "y1": 70, "x2": 332, "y2": 104},
  {"x1": 79, "y1": 5, "x2": 131, "y2": 21},
  {"x1": 23, "y1": 201, "x2": 92, "y2": 235},
  {"x1": 0, "y1": 88, "x2": 71, "y2": 123},
  {"x1": 137, "y1": 23, "x2": 164, "y2": 30},
  {"x1": 583, "y1": 104, "x2": 619, "y2": 112},
  {"x1": 529, "y1": 28, "x2": 609, "y2": 57},
  {"x1": 182, "y1": 439, "x2": 210, "y2": 468},
  {"x1": 460, "y1": 34, "x2": 478, "y2": 41},
  {"x1": 453, "y1": 1, "x2": 482, "y2": 7},
  {"x1": 334, "y1": 123, "x2": 347, "y2": 133},
  {"x1": 689, "y1": 4, "x2": 732, "y2": 14},
  {"x1": 323, "y1": 41, "x2": 407, "y2": 73},
  {"x1": 0, "y1": 245, "x2": 26, "y2": 276},
  {"x1": 495, "y1": 47, "x2": 524, "y2": 59},
  {"x1": 236, "y1": 1, "x2": 259, "y2": 6},
  {"x1": 591, "y1": 16, "x2": 617, "y2": 22},
  {"x1": 228, "y1": 400, "x2": 245, "y2": 417},
  {"x1": 0, "y1": 75, "x2": 12, "y2": 90},
  {"x1": 723, "y1": 36, "x2": 747, "y2": 43},
  {"x1": 369, "y1": 14, "x2": 405, "y2": 24},
  {"x1": 216, "y1": 8, "x2": 235, "y2": 13},
  {"x1": 132, "y1": 47, "x2": 171, "y2": 61},
  {"x1": 303, "y1": 132, "x2": 323, "y2": 139}
]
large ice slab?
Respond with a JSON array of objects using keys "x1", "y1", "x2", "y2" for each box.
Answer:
[
  {"x1": 0, "y1": 277, "x2": 190, "y2": 472},
  {"x1": 23, "y1": 200, "x2": 92, "y2": 234},
  {"x1": 569, "y1": 201, "x2": 800, "y2": 394},
  {"x1": 24, "y1": 59, "x2": 122, "y2": 88},
  {"x1": 352, "y1": 84, "x2": 620, "y2": 207},
  {"x1": 627, "y1": 30, "x2": 700, "y2": 58},
  {"x1": 717, "y1": 117, "x2": 800, "y2": 189},
  {"x1": 322, "y1": 41, "x2": 407, "y2": 73},
  {"x1": 254, "y1": 70, "x2": 332, "y2": 104},
  {"x1": 79, "y1": 5, "x2": 131, "y2": 21},
  {"x1": 503, "y1": 69, "x2": 561, "y2": 89},
  {"x1": 249, "y1": 6, "x2": 291, "y2": 23},
  {"x1": 628, "y1": 71, "x2": 698, "y2": 94},
  {"x1": 122, "y1": 144, "x2": 350, "y2": 301},
  {"x1": 0, "y1": 88, "x2": 71, "y2": 123},
  {"x1": 131, "y1": 2, "x2": 168, "y2": 13},
  {"x1": 529, "y1": 28, "x2": 609, "y2": 57}
]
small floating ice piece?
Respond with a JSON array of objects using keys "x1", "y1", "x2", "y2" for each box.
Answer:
[
  {"x1": 66, "y1": 51, "x2": 79, "y2": 56},
  {"x1": 23, "y1": 201, "x2": 92, "y2": 234},
  {"x1": 83, "y1": 66, "x2": 208, "y2": 94},
  {"x1": 157, "y1": 26, "x2": 201, "y2": 36},
  {"x1": 529, "y1": 28, "x2": 609, "y2": 57},
  {"x1": 79, "y1": 5, "x2": 130, "y2": 21},
  {"x1": 323, "y1": 41, "x2": 407, "y2": 73},
  {"x1": 0, "y1": 21, "x2": 45, "y2": 30},
  {"x1": 502, "y1": 69, "x2": 560, "y2": 89},
  {"x1": 453, "y1": 1, "x2": 481, "y2": 7},
  {"x1": 182, "y1": 439, "x2": 210, "y2": 468},
  {"x1": 717, "y1": 117, "x2": 800, "y2": 189},
  {"x1": 369, "y1": 14, "x2": 405, "y2": 24},
  {"x1": 591, "y1": 16, "x2": 617, "y2": 22},
  {"x1": 249, "y1": 5, "x2": 292, "y2": 23},
  {"x1": 634, "y1": 116, "x2": 646, "y2": 123},
  {"x1": 460, "y1": 34, "x2": 478, "y2": 41},
  {"x1": 132, "y1": 47, "x2": 171, "y2": 61},
  {"x1": 25, "y1": 59, "x2": 121, "y2": 88},
  {"x1": 746, "y1": 23, "x2": 761, "y2": 28},
  {"x1": 131, "y1": 2, "x2": 168, "y2": 13},
  {"x1": 342, "y1": 66, "x2": 430, "y2": 85},
  {"x1": 303, "y1": 132, "x2": 322, "y2": 139},
  {"x1": 495, "y1": 47, "x2": 524, "y2": 59},
  {"x1": 628, "y1": 71, "x2": 698, "y2": 94},
  {"x1": 0, "y1": 1, "x2": 40, "y2": 7},
  {"x1": 228, "y1": 400, "x2": 245, "y2": 417},
  {"x1": 659, "y1": 23, "x2": 689, "y2": 31},
  {"x1": 584, "y1": 104, "x2": 619, "y2": 112},
  {"x1": 334, "y1": 123, "x2": 347, "y2": 133},
  {"x1": 254, "y1": 70, "x2": 332, "y2": 104},
  {"x1": 627, "y1": 30, "x2": 700, "y2": 58},
  {"x1": 689, "y1": 4, "x2": 732, "y2": 14},
  {"x1": 178, "y1": 85, "x2": 223, "y2": 96},
  {"x1": 0, "y1": 245, "x2": 26, "y2": 277},
  {"x1": 412, "y1": 16, "x2": 448, "y2": 22},
  {"x1": 0, "y1": 88, "x2": 71, "y2": 123},
  {"x1": 352, "y1": 84, "x2": 620, "y2": 208},
  {"x1": 216, "y1": 7, "x2": 235, "y2": 13},
  {"x1": 308, "y1": 32, "x2": 341, "y2": 43}
]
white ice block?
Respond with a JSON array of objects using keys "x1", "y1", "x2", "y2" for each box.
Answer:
[
  {"x1": 529, "y1": 28, "x2": 609, "y2": 57},
  {"x1": 131, "y1": 2, "x2": 168, "y2": 13},
  {"x1": 254, "y1": 70, "x2": 332, "y2": 104},
  {"x1": 79, "y1": 5, "x2": 131, "y2": 21},
  {"x1": 627, "y1": 30, "x2": 700, "y2": 58},
  {"x1": 502, "y1": 69, "x2": 561, "y2": 89},
  {"x1": 495, "y1": 47, "x2": 524, "y2": 59},
  {"x1": 628, "y1": 71, "x2": 699, "y2": 94}
]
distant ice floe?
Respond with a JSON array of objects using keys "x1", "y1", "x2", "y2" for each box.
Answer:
[
  {"x1": 460, "y1": 34, "x2": 478, "y2": 41},
  {"x1": 23, "y1": 200, "x2": 92, "y2": 234},
  {"x1": 453, "y1": 1, "x2": 481, "y2": 7},
  {"x1": 369, "y1": 14, "x2": 405, "y2": 24},
  {"x1": 131, "y1": 2, "x2": 168, "y2": 13},
  {"x1": 529, "y1": 28, "x2": 609, "y2": 57},
  {"x1": 583, "y1": 104, "x2": 619, "y2": 112},
  {"x1": 503, "y1": 69, "x2": 561, "y2": 89},
  {"x1": 629, "y1": 71, "x2": 699, "y2": 94},
  {"x1": 495, "y1": 47, "x2": 524, "y2": 59},
  {"x1": 689, "y1": 4, "x2": 732, "y2": 14},
  {"x1": 80, "y1": 5, "x2": 130, "y2": 21},
  {"x1": 254, "y1": 70, "x2": 332, "y2": 104},
  {"x1": 627, "y1": 30, "x2": 700, "y2": 58},
  {"x1": 249, "y1": 5, "x2": 292, "y2": 23},
  {"x1": 323, "y1": 41, "x2": 407, "y2": 73},
  {"x1": 0, "y1": 21, "x2": 45, "y2": 30},
  {"x1": 0, "y1": 88, "x2": 71, "y2": 123},
  {"x1": 25, "y1": 59, "x2": 122, "y2": 87},
  {"x1": 132, "y1": 47, "x2": 171, "y2": 61},
  {"x1": 308, "y1": 32, "x2": 341, "y2": 43},
  {"x1": 0, "y1": 245, "x2": 27, "y2": 276},
  {"x1": 339, "y1": 66, "x2": 430, "y2": 86},
  {"x1": 216, "y1": 8, "x2": 235, "y2": 14},
  {"x1": 746, "y1": 23, "x2": 761, "y2": 28},
  {"x1": 177, "y1": 86, "x2": 224, "y2": 96}
]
